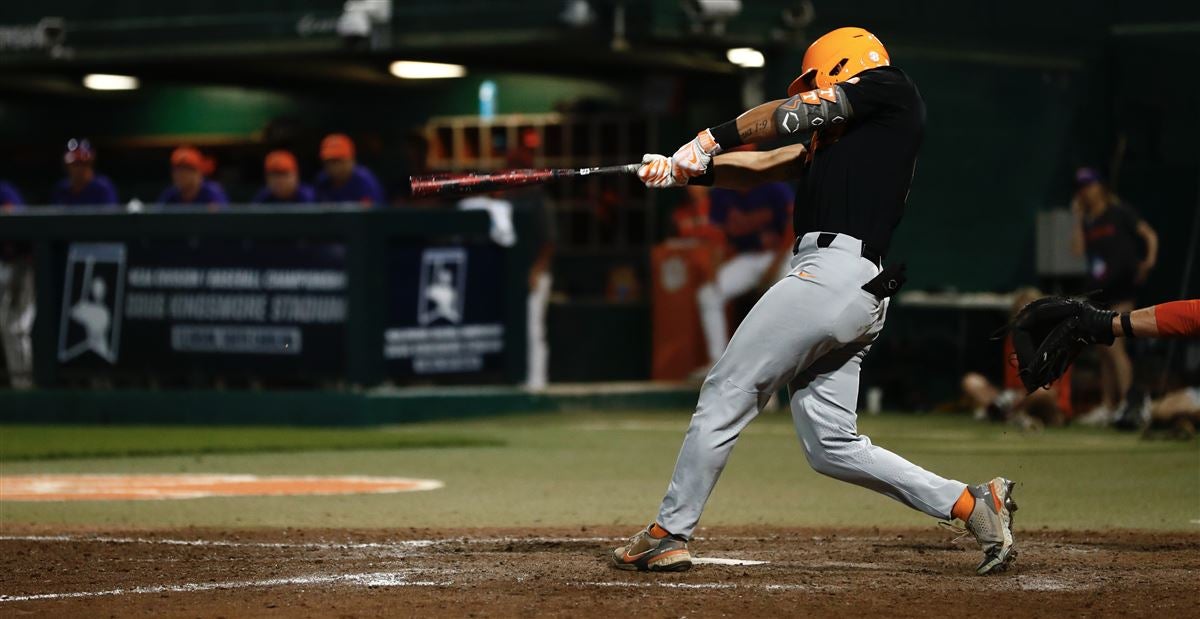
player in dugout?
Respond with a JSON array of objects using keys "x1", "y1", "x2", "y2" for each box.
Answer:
[
  {"x1": 51, "y1": 139, "x2": 119, "y2": 206},
  {"x1": 252, "y1": 150, "x2": 315, "y2": 205},
  {"x1": 0, "y1": 181, "x2": 23, "y2": 212},
  {"x1": 614, "y1": 27, "x2": 1018, "y2": 576},
  {"x1": 314, "y1": 133, "x2": 384, "y2": 207},
  {"x1": 157, "y1": 146, "x2": 228, "y2": 208}
]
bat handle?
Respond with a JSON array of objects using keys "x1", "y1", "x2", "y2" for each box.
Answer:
[{"x1": 574, "y1": 163, "x2": 642, "y2": 176}]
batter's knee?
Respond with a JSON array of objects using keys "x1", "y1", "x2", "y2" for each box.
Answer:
[{"x1": 799, "y1": 430, "x2": 867, "y2": 480}]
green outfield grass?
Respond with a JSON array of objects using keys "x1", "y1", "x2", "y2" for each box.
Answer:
[{"x1": 1, "y1": 411, "x2": 1196, "y2": 531}]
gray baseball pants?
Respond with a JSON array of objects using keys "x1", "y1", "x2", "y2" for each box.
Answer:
[{"x1": 657, "y1": 232, "x2": 966, "y2": 538}]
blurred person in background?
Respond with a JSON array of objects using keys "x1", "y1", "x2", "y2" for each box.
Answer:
[
  {"x1": 458, "y1": 134, "x2": 556, "y2": 390},
  {"x1": 1, "y1": 184, "x2": 33, "y2": 385},
  {"x1": 314, "y1": 133, "x2": 383, "y2": 207},
  {"x1": 961, "y1": 287, "x2": 1072, "y2": 430},
  {"x1": 696, "y1": 181, "x2": 794, "y2": 370},
  {"x1": 157, "y1": 146, "x2": 228, "y2": 208},
  {"x1": 1143, "y1": 387, "x2": 1200, "y2": 440},
  {"x1": 1069, "y1": 167, "x2": 1158, "y2": 424},
  {"x1": 0, "y1": 181, "x2": 23, "y2": 212},
  {"x1": 51, "y1": 139, "x2": 118, "y2": 206},
  {"x1": 252, "y1": 150, "x2": 314, "y2": 204}
]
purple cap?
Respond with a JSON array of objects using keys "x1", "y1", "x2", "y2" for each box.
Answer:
[
  {"x1": 1074, "y1": 166, "x2": 1102, "y2": 188},
  {"x1": 64, "y1": 138, "x2": 95, "y2": 165}
]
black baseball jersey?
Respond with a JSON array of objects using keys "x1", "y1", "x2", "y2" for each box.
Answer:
[
  {"x1": 1082, "y1": 202, "x2": 1144, "y2": 299},
  {"x1": 792, "y1": 67, "x2": 924, "y2": 257}
]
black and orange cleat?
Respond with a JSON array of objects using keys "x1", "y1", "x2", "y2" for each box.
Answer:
[{"x1": 610, "y1": 524, "x2": 693, "y2": 572}]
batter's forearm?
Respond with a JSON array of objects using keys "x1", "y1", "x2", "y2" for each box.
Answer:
[
  {"x1": 702, "y1": 145, "x2": 806, "y2": 191},
  {"x1": 705, "y1": 85, "x2": 853, "y2": 152},
  {"x1": 722, "y1": 101, "x2": 787, "y2": 144}
]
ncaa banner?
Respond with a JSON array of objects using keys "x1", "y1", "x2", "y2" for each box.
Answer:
[
  {"x1": 384, "y1": 244, "x2": 506, "y2": 378},
  {"x1": 56, "y1": 239, "x2": 347, "y2": 377}
]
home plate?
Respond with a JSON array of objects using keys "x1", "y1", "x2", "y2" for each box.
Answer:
[{"x1": 693, "y1": 557, "x2": 769, "y2": 566}]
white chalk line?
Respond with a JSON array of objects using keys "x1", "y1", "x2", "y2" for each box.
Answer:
[
  {"x1": 692, "y1": 557, "x2": 769, "y2": 566},
  {"x1": 583, "y1": 581, "x2": 826, "y2": 592},
  {"x1": 1016, "y1": 575, "x2": 1089, "y2": 592},
  {"x1": 0, "y1": 571, "x2": 454, "y2": 603}
]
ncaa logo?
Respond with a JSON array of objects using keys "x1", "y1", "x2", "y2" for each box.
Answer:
[
  {"x1": 418, "y1": 247, "x2": 468, "y2": 325},
  {"x1": 58, "y1": 243, "x2": 126, "y2": 364}
]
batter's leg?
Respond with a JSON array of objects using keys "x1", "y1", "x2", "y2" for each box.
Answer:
[
  {"x1": 659, "y1": 274, "x2": 846, "y2": 536},
  {"x1": 790, "y1": 344, "x2": 966, "y2": 519}
]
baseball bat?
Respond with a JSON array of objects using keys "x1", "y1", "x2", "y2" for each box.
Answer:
[{"x1": 408, "y1": 163, "x2": 641, "y2": 198}]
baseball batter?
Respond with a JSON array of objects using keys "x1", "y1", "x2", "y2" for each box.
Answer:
[{"x1": 613, "y1": 27, "x2": 1018, "y2": 575}]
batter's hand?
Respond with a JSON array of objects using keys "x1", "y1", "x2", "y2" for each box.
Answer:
[
  {"x1": 671, "y1": 130, "x2": 721, "y2": 180},
  {"x1": 637, "y1": 154, "x2": 685, "y2": 188}
]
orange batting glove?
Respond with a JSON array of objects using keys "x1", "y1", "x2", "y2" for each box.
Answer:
[
  {"x1": 670, "y1": 129, "x2": 721, "y2": 181},
  {"x1": 637, "y1": 153, "x2": 685, "y2": 188}
]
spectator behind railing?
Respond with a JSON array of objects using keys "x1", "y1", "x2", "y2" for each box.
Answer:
[
  {"x1": 314, "y1": 133, "x2": 383, "y2": 208},
  {"x1": 252, "y1": 150, "x2": 315, "y2": 205},
  {"x1": 51, "y1": 139, "x2": 119, "y2": 206},
  {"x1": 0, "y1": 181, "x2": 22, "y2": 213},
  {"x1": 157, "y1": 146, "x2": 228, "y2": 209}
]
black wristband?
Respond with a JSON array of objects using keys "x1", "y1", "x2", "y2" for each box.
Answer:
[
  {"x1": 708, "y1": 120, "x2": 743, "y2": 151},
  {"x1": 1121, "y1": 313, "x2": 1135, "y2": 338},
  {"x1": 687, "y1": 169, "x2": 715, "y2": 187}
]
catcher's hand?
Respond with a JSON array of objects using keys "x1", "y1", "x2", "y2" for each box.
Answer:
[{"x1": 1004, "y1": 296, "x2": 1116, "y2": 393}]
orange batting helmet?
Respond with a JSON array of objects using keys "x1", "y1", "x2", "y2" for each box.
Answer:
[{"x1": 788, "y1": 27, "x2": 890, "y2": 96}]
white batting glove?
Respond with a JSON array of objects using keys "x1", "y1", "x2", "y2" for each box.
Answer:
[
  {"x1": 670, "y1": 129, "x2": 721, "y2": 181},
  {"x1": 637, "y1": 153, "x2": 685, "y2": 188}
]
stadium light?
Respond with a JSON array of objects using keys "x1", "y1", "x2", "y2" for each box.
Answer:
[
  {"x1": 726, "y1": 47, "x2": 765, "y2": 68},
  {"x1": 389, "y1": 61, "x2": 466, "y2": 79},
  {"x1": 82, "y1": 73, "x2": 140, "y2": 91}
]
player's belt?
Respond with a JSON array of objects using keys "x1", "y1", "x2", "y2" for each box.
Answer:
[{"x1": 793, "y1": 232, "x2": 883, "y2": 266}]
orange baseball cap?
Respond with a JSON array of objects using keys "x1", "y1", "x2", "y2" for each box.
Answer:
[
  {"x1": 264, "y1": 149, "x2": 298, "y2": 174},
  {"x1": 171, "y1": 145, "x2": 204, "y2": 169},
  {"x1": 320, "y1": 133, "x2": 355, "y2": 160}
]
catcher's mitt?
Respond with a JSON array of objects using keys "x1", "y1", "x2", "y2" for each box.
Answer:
[{"x1": 1001, "y1": 296, "x2": 1116, "y2": 393}]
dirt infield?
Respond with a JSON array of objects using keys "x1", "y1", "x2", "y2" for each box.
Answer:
[{"x1": 2, "y1": 525, "x2": 1197, "y2": 617}]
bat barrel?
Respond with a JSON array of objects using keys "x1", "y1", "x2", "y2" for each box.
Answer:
[
  {"x1": 408, "y1": 170, "x2": 556, "y2": 198},
  {"x1": 408, "y1": 163, "x2": 639, "y2": 198}
]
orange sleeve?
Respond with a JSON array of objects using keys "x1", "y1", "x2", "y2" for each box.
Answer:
[
  {"x1": 1154, "y1": 299, "x2": 1200, "y2": 337},
  {"x1": 1055, "y1": 368, "x2": 1073, "y2": 417},
  {"x1": 1002, "y1": 336, "x2": 1021, "y2": 391}
]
